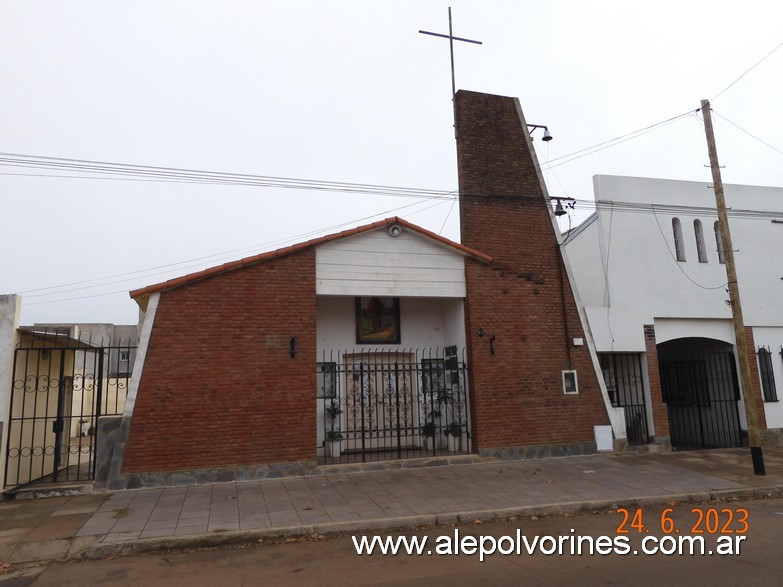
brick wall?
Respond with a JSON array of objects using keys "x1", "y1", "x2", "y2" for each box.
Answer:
[
  {"x1": 456, "y1": 91, "x2": 609, "y2": 449},
  {"x1": 122, "y1": 250, "x2": 316, "y2": 474},
  {"x1": 744, "y1": 327, "x2": 768, "y2": 430},
  {"x1": 643, "y1": 325, "x2": 670, "y2": 438}
]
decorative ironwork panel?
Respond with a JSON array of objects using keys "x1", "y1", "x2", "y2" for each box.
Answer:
[{"x1": 318, "y1": 347, "x2": 470, "y2": 464}]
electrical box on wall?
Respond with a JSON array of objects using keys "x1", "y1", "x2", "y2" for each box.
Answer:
[{"x1": 562, "y1": 370, "x2": 578, "y2": 394}]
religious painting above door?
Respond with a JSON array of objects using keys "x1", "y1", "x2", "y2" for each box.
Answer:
[{"x1": 355, "y1": 297, "x2": 401, "y2": 344}]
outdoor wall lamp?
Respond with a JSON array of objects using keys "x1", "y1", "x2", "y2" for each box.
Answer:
[
  {"x1": 527, "y1": 124, "x2": 553, "y2": 141},
  {"x1": 290, "y1": 337, "x2": 296, "y2": 359}
]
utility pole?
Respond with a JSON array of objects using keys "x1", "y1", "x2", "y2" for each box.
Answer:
[{"x1": 701, "y1": 99, "x2": 765, "y2": 475}]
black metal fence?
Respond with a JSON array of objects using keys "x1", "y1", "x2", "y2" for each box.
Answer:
[
  {"x1": 4, "y1": 329, "x2": 136, "y2": 489},
  {"x1": 599, "y1": 353, "x2": 649, "y2": 444},
  {"x1": 659, "y1": 351, "x2": 742, "y2": 450},
  {"x1": 318, "y1": 347, "x2": 470, "y2": 463}
]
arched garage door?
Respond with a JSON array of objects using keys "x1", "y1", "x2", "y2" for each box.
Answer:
[{"x1": 658, "y1": 338, "x2": 742, "y2": 450}]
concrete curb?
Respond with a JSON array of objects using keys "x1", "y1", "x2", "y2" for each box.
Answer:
[{"x1": 69, "y1": 486, "x2": 783, "y2": 562}]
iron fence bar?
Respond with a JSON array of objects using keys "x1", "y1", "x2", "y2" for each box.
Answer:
[
  {"x1": 52, "y1": 349, "x2": 66, "y2": 483},
  {"x1": 4, "y1": 349, "x2": 21, "y2": 488},
  {"x1": 359, "y1": 358, "x2": 366, "y2": 461},
  {"x1": 394, "y1": 361, "x2": 402, "y2": 459},
  {"x1": 93, "y1": 347, "x2": 105, "y2": 480}
]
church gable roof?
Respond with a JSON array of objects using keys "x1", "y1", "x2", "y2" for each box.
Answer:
[{"x1": 129, "y1": 216, "x2": 492, "y2": 303}]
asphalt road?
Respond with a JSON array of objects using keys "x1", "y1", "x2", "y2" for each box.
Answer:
[{"x1": 3, "y1": 497, "x2": 782, "y2": 586}]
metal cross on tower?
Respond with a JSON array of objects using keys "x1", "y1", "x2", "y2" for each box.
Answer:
[{"x1": 419, "y1": 7, "x2": 482, "y2": 136}]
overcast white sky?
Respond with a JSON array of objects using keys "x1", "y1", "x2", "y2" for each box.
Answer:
[{"x1": 2, "y1": 1, "x2": 782, "y2": 326}]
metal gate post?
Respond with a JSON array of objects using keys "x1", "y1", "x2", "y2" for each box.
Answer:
[{"x1": 52, "y1": 349, "x2": 67, "y2": 483}]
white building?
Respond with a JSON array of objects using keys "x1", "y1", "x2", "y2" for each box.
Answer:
[{"x1": 566, "y1": 175, "x2": 783, "y2": 449}]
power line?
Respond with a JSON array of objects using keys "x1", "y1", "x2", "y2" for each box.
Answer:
[
  {"x1": 712, "y1": 111, "x2": 783, "y2": 158},
  {"x1": 713, "y1": 41, "x2": 783, "y2": 102},
  {"x1": 564, "y1": 198, "x2": 783, "y2": 220},
  {"x1": 0, "y1": 152, "x2": 458, "y2": 200},
  {"x1": 650, "y1": 205, "x2": 729, "y2": 291},
  {"x1": 1, "y1": 108, "x2": 695, "y2": 199},
  {"x1": 537, "y1": 110, "x2": 697, "y2": 171},
  {"x1": 20, "y1": 197, "x2": 447, "y2": 303}
]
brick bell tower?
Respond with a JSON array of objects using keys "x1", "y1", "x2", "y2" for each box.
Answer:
[{"x1": 456, "y1": 90, "x2": 615, "y2": 456}]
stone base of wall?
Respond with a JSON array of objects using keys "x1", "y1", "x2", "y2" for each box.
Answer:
[
  {"x1": 478, "y1": 441, "x2": 598, "y2": 461},
  {"x1": 759, "y1": 428, "x2": 783, "y2": 447},
  {"x1": 613, "y1": 438, "x2": 629, "y2": 452},
  {"x1": 106, "y1": 461, "x2": 319, "y2": 491},
  {"x1": 94, "y1": 416, "x2": 318, "y2": 491},
  {"x1": 94, "y1": 415, "x2": 122, "y2": 489}
]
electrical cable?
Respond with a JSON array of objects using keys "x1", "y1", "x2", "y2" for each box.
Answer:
[
  {"x1": 0, "y1": 152, "x2": 458, "y2": 200},
  {"x1": 537, "y1": 110, "x2": 696, "y2": 171},
  {"x1": 712, "y1": 111, "x2": 783, "y2": 157},
  {"x1": 19, "y1": 197, "x2": 445, "y2": 301},
  {"x1": 712, "y1": 41, "x2": 783, "y2": 102},
  {"x1": 651, "y1": 205, "x2": 729, "y2": 291}
]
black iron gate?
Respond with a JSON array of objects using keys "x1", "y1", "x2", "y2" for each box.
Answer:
[
  {"x1": 659, "y1": 347, "x2": 742, "y2": 450},
  {"x1": 599, "y1": 353, "x2": 649, "y2": 444},
  {"x1": 318, "y1": 347, "x2": 470, "y2": 463},
  {"x1": 4, "y1": 330, "x2": 135, "y2": 489}
]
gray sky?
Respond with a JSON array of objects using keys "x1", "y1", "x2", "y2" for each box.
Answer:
[{"x1": 2, "y1": 1, "x2": 782, "y2": 326}]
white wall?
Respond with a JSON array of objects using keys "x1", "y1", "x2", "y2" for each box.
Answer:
[
  {"x1": 0, "y1": 295, "x2": 21, "y2": 487},
  {"x1": 567, "y1": 176, "x2": 783, "y2": 351},
  {"x1": 752, "y1": 327, "x2": 783, "y2": 429},
  {"x1": 316, "y1": 296, "x2": 466, "y2": 354},
  {"x1": 316, "y1": 226, "x2": 468, "y2": 298},
  {"x1": 566, "y1": 176, "x2": 783, "y2": 431},
  {"x1": 653, "y1": 318, "x2": 735, "y2": 345}
]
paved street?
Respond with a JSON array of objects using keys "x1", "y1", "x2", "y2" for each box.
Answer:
[
  {"x1": 1, "y1": 447, "x2": 783, "y2": 573},
  {"x1": 4, "y1": 497, "x2": 782, "y2": 586}
]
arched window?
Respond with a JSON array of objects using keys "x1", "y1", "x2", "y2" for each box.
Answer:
[
  {"x1": 672, "y1": 218, "x2": 685, "y2": 261},
  {"x1": 714, "y1": 221, "x2": 725, "y2": 264},
  {"x1": 757, "y1": 348, "x2": 778, "y2": 402},
  {"x1": 694, "y1": 219, "x2": 707, "y2": 263}
]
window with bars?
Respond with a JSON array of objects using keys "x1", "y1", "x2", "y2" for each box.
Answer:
[
  {"x1": 694, "y1": 219, "x2": 708, "y2": 263},
  {"x1": 672, "y1": 217, "x2": 686, "y2": 261},
  {"x1": 757, "y1": 348, "x2": 778, "y2": 402}
]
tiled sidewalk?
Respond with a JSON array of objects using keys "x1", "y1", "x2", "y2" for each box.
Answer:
[
  {"x1": 76, "y1": 454, "x2": 747, "y2": 543},
  {"x1": 2, "y1": 447, "x2": 783, "y2": 564}
]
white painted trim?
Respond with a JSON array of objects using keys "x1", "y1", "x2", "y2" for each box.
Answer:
[
  {"x1": 121, "y1": 292, "x2": 159, "y2": 422},
  {"x1": 0, "y1": 295, "x2": 21, "y2": 486},
  {"x1": 104, "y1": 292, "x2": 159, "y2": 486},
  {"x1": 513, "y1": 98, "x2": 626, "y2": 441}
]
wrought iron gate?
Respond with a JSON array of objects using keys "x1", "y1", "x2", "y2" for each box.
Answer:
[
  {"x1": 318, "y1": 347, "x2": 470, "y2": 463},
  {"x1": 4, "y1": 331, "x2": 136, "y2": 489},
  {"x1": 659, "y1": 350, "x2": 742, "y2": 450},
  {"x1": 599, "y1": 353, "x2": 649, "y2": 444}
]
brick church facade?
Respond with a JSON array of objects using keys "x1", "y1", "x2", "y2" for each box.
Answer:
[{"x1": 99, "y1": 91, "x2": 618, "y2": 489}]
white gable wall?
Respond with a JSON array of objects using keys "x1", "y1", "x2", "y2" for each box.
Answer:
[{"x1": 316, "y1": 227, "x2": 467, "y2": 298}]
